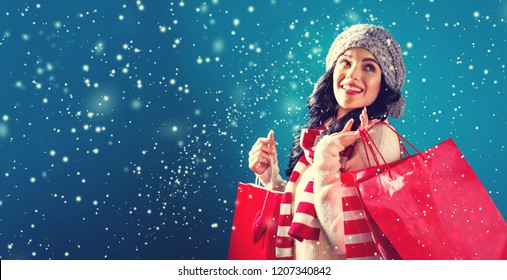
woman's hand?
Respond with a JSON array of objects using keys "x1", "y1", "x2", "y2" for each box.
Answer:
[
  {"x1": 248, "y1": 130, "x2": 278, "y2": 175},
  {"x1": 315, "y1": 107, "x2": 377, "y2": 158},
  {"x1": 330, "y1": 107, "x2": 379, "y2": 147},
  {"x1": 359, "y1": 107, "x2": 380, "y2": 131}
]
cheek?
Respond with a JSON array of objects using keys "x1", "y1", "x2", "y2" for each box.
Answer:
[
  {"x1": 363, "y1": 76, "x2": 381, "y2": 105},
  {"x1": 372, "y1": 82, "x2": 381, "y2": 94},
  {"x1": 332, "y1": 70, "x2": 344, "y2": 92},
  {"x1": 332, "y1": 72, "x2": 338, "y2": 93},
  {"x1": 368, "y1": 76, "x2": 382, "y2": 94}
]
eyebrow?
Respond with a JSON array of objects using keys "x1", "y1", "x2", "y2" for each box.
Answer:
[{"x1": 340, "y1": 54, "x2": 380, "y2": 65}]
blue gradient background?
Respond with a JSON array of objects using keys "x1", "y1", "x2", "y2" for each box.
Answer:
[{"x1": 0, "y1": 0, "x2": 506, "y2": 260}]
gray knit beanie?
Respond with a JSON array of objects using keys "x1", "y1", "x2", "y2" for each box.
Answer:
[{"x1": 326, "y1": 24, "x2": 406, "y2": 118}]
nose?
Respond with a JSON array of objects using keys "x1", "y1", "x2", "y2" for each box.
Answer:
[{"x1": 346, "y1": 64, "x2": 361, "y2": 80}]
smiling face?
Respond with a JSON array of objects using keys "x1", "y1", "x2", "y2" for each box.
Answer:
[{"x1": 332, "y1": 48, "x2": 382, "y2": 118}]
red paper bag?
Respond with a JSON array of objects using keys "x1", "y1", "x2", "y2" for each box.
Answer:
[
  {"x1": 341, "y1": 161, "x2": 403, "y2": 260},
  {"x1": 350, "y1": 129, "x2": 507, "y2": 259},
  {"x1": 228, "y1": 182, "x2": 284, "y2": 260}
]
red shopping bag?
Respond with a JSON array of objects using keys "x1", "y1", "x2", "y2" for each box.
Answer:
[
  {"x1": 340, "y1": 133, "x2": 403, "y2": 260},
  {"x1": 228, "y1": 182, "x2": 284, "y2": 260},
  {"x1": 349, "y1": 123, "x2": 507, "y2": 259}
]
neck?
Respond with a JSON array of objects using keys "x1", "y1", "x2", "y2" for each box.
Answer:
[{"x1": 336, "y1": 108, "x2": 351, "y2": 120}]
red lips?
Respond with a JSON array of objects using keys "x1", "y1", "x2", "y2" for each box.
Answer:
[{"x1": 340, "y1": 82, "x2": 364, "y2": 95}]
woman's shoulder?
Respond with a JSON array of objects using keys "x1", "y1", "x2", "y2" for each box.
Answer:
[
  {"x1": 346, "y1": 122, "x2": 401, "y2": 170},
  {"x1": 365, "y1": 122, "x2": 401, "y2": 160},
  {"x1": 366, "y1": 121, "x2": 399, "y2": 144}
]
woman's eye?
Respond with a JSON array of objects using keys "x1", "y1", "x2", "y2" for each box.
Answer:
[
  {"x1": 339, "y1": 59, "x2": 351, "y2": 67},
  {"x1": 364, "y1": 64, "x2": 376, "y2": 72}
]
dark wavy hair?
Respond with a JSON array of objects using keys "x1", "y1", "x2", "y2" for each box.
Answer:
[{"x1": 285, "y1": 60, "x2": 402, "y2": 177}]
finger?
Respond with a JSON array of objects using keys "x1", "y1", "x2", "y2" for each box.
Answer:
[
  {"x1": 249, "y1": 151, "x2": 272, "y2": 165},
  {"x1": 360, "y1": 107, "x2": 368, "y2": 128},
  {"x1": 365, "y1": 119, "x2": 380, "y2": 130},
  {"x1": 249, "y1": 159, "x2": 268, "y2": 171},
  {"x1": 268, "y1": 130, "x2": 279, "y2": 146},
  {"x1": 253, "y1": 137, "x2": 271, "y2": 148},
  {"x1": 249, "y1": 159, "x2": 262, "y2": 170},
  {"x1": 340, "y1": 131, "x2": 360, "y2": 142},
  {"x1": 328, "y1": 130, "x2": 356, "y2": 139},
  {"x1": 250, "y1": 140, "x2": 268, "y2": 156},
  {"x1": 249, "y1": 160, "x2": 267, "y2": 173},
  {"x1": 249, "y1": 153, "x2": 270, "y2": 165},
  {"x1": 249, "y1": 144, "x2": 275, "y2": 157},
  {"x1": 250, "y1": 141, "x2": 264, "y2": 153},
  {"x1": 342, "y1": 118, "x2": 354, "y2": 133},
  {"x1": 252, "y1": 133, "x2": 278, "y2": 149},
  {"x1": 250, "y1": 139, "x2": 273, "y2": 154},
  {"x1": 248, "y1": 150, "x2": 263, "y2": 162},
  {"x1": 325, "y1": 131, "x2": 359, "y2": 149},
  {"x1": 248, "y1": 150, "x2": 264, "y2": 163}
]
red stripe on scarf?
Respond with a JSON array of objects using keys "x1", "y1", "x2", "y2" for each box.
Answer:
[
  {"x1": 288, "y1": 223, "x2": 320, "y2": 242},
  {"x1": 295, "y1": 202, "x2": 317, "y2": 218},
  {"x1": 344, "y1": 219, "x2": 372, "y2": 235},
  {"x1": 342, "y1": 196, "x2": 363, "y2": 211},
  {"x1": 308, "y1": 149, "x2": 315, "y2": 161},
  {"x1": 301, "y1": 129, "x2": 319, "y2": 151},
  {"x1": 278, "y1": 215, "x2": 292, "y2": 226},
  {"x1": 299, "y1": 154, "x2": 310, "y2": 165},
  {"x1": 281, "y1": 192, "x2": 292, "y2": 204},
  {"x1": 276, "y1": 237, "x2": 293, "y2": 248},
  {"x1": 288, "y1": 171, "x2": 300, "y2": 183},
  {"x1": 304, "y1": 181, "x2": 314, "y2": 192}
]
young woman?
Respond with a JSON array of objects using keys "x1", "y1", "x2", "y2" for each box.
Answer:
[{"x1": 248, "y1": 24, "x2": 406, "y2": 260}]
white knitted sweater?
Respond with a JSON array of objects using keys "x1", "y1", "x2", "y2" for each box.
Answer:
[{"x1": 259, "y1": 124, "x2": 401, "y2": 260}]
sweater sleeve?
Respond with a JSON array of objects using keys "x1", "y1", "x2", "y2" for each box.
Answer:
[{"x1": 313, "y1": 124, "x2": 401, "y2": 256}]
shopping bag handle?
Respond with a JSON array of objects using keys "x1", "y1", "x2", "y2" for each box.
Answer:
[
  {"x1": 252, "y1": 155, "x2": 277, "y2": 245},
  {"x1": 257, "y1": 155, "x2": 276, "y2": 217},
  {"x1": 358, "y1": 121, "x2": 421, "y2": 168},
  {"x1": 380, "y1": 122, "x2": 420, "y2": 154}
]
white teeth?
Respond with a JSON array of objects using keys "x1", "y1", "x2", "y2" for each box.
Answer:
[{"x1": 342, "y1": 84, "x2": 363, "y2": 92}]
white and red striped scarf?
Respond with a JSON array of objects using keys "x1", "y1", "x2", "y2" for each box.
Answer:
[{"x1": 275, "y1": 123, "x2": 380, "y2": 260}]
